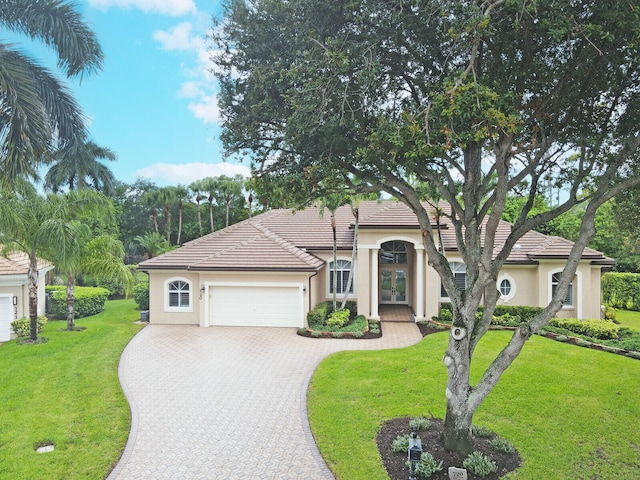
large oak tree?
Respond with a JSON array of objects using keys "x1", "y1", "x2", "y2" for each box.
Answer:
[{"x1": 213, "y1": 0, "x2": 640, "y2": 454}]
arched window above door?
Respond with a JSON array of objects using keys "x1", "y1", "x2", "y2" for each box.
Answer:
[{"x1": 380, "y1": 241, "x2": 408, "y2": 264}]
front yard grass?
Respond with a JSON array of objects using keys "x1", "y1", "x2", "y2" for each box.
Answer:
[
  {"x1": 308, "y1": 330, "x2": 640, "y2": 479},
  {"x1": 616, "y1": 308, "x2": 640, "y2": 332},
  {"x1": 0, "y1": 299, "x2": 144, "y2": 480}
]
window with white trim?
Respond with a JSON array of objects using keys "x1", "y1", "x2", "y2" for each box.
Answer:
[
  {"x1": 166, "y1": 279, "x2": 191, "y2": 310},
  {"x1": 329, "y1": 259, "x2": 354, "y2": 295},
  {"x1": 551, "y1": 272, "x2": 573, "y2": 306},
  {"x1": 497, "y1": 274, "x2": 516, "y2": 301},
  {"x1": 380, "y1": 241, "x2": 408, "y2": 264},
  {"x1": 440, "y1": 261, "x2": 466, "y2": 298}
]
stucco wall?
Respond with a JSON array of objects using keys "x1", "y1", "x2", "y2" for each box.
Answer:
[{"x1": 147, "y1": 270, "x2": 316, "y2": 326}]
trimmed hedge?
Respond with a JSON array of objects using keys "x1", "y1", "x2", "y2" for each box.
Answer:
[
  {"x1": 549, "y1": 318, "x2": 620, "y2": 340},
  {"x1": 46, "y1": 286, "x2": 110, "y2": 319},
  {"x1": 307, "y1": 300, "x2": 358, "y2": 326},
  {"x1": 438, "y1": 303, "x2": 544, "y2": 325},
  {"x1": 602, "y1": 272, "x2": 640, "y2": 311}
]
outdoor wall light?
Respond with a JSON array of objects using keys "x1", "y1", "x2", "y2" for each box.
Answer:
[
  {"x1": 199, "y1": 285, "x2": 205, "y2": 300},
  {"x1": 12, "y1": 296, "x2": 17, "y2": 306}
]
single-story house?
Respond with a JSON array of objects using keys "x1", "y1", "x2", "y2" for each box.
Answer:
[
  {"x1": 0, "y1": 252, "x2": 53, "y2": 342},
  {"x1": 138, "y1": 200, "x2": 614, "y2": 328}
]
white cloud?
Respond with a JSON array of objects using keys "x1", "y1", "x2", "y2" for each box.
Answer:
[
  {"x1": 188, "y1": 94, "x2": 221, "y2": 124},
  {"x1": 152, "y1": 22, "x2": 204, "y2": 51},
  {"x1": 88, "y1": 0, "x2": 196, "y2": 16},
  {"x1": 152, "y1": 21, "x2": 222, "y2": 125},
  {"x1": 135, "y1": 162, "x2": 251, "y2": 185}
]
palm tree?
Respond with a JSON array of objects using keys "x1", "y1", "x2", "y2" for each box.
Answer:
[
  {"x1": 0, "y1": 186, "x2": 100, "y2": 340},
  {"x1": 55, "y1": 233, "x2": 133, "y2": 330},
  {"x1": 189, "y1": 179, "x2": 205, "y2": 237},
  {"x1": 44, "y1": 140, "x2": 117, "y2": 195},
  {"x1": 141, "y1": 189, "x2": 162, "y2": 234},
  {"x1": 319, "y1": 193, "x2": 350, "y2": 312},
  {"x1": 134, "y1": 232, "x2": 171, "y2": 259},
  {"x1": 0, "y1": 1, "x2": 103, "y2": 185},
  {"x1": 200, "y1": 177, "x2": 217, "y2": 233},
  {"x1": 174, "y1": 184, "x2": 189, "y2": 245},
  {"x1": 158, "y1": 186, "x2": 177, "y2": 243}
]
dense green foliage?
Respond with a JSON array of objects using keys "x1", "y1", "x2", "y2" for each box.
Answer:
[
  {"x1": 133, "y1": 281, "x2": 149, "y2": 311},
  {"x1": 47, "y1": 286, "x2": 109, "y2": 319},
  {"x1": 602, "y1": 272, "x2": 640, "y2": 310}
]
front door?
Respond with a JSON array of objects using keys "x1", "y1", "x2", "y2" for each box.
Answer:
[{"x1": 380, "y1": 268, "x2": 407, "y2": 304}]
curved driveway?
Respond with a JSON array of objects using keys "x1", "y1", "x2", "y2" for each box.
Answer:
[{"x1": 107, "y1": 323, "x2": 422, "y2": 480}]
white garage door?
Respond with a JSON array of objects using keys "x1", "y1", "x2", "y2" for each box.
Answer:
[
  {"x1": 209, "y1": 284, "x2": 303, "y2": 328},
  {"x1": 0, "y1": 296, "x2": 12, "y2": 342}
]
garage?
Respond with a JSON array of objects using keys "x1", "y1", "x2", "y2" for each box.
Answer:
[
  {"x1": 209, "y1": 283, "x2": 304, "y2": 328},
  {"x1": 0, "y1": 296, "x2": 12, "y2": 342}
]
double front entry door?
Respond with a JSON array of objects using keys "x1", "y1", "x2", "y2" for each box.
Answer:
[{"x1": 380, "y1": 267, "x2": 407, "y2": 303}]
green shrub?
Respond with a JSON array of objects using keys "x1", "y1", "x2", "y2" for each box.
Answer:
[
  {"x1": 11, "y1": 316, "x2": 47, "y2": 337},
  {"x1": 602, "y1": 272, "x2": 640, "y2": 310},
  {"x1": 490, "y1": 436, "x2": 516, "y2": 454},
  {"x1": 604, "y1": 305, "x2": 616, "y2": 321},
  {"x1": 438, "y1": 303, "x2": 543, "y2": 324},
  {"x1": 410, "y1": 451, "x2": 443, "y2": 477},
  {"x1": 409, "y1": 417, "x2": 431, "y2": 431},
  {"x1": 311, "y1": 330, "x2": 322, "y2": 338},
  {"x1": 472, "y1": 425, "x2": 492, "y2": 438},
  {"x1": 95, "y1": 276, "x2": 127, "y2": 298},
  {"x1": 437, "y1": 307, "x2": 453, "y2": 323},
  {"x1": 352, "y1": 331, "x2": 364, "y2": 338},
  {"x1": 133, "y1": 282, "x2": 149, "y2": 311},
  {"x1": 463, "y1": 451, "x2": 497, "y2": 478},
  {"x1": 491, "y1": 312, "x2": 524, "y2": 327},
  {"x1": 326, "y1": 309, "x2": 350, "y2": 328},
  {"x1": 307, "y1": 302, "x2": 330, "y2": 327},
  {"x1": 549, "y1": 318, "x2": 619, "y2": 340},
  {"x1": 391, "y1": 434, "x2": 410, "y2": 453},
  {"x1": 49, "y1": 287, "x2": 109, "y2": 319}
]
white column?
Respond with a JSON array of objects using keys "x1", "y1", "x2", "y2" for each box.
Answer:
[
  {"x1": 370, "y1": 248, "x2": 379, "y2": 320},
  {"x1": 416, "y1": 248, "x2": 425, "y2": 321}
]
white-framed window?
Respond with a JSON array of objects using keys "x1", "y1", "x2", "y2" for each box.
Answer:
[
  {"x1": 551, "y1": 272, "x2": 573, "y2": 307},
  {"x1": 328, "y1": 259, "x2": 355, "y2": 295},
  {"x1": 497, "y1": 274, "x2": 516, "y2": 302},
  {"x1": 164, "y1": 278, "x2": 193, "y2": 312},
  {"x1": 440, "y1": 261, "x2": 466, "y2": 298}
]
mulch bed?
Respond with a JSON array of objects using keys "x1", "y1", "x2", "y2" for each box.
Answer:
[{"x1": 377, "y1": 417, "x2": 521, "y2": 480}]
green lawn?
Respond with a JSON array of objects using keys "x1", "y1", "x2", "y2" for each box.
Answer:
[
  {"x1": 616, "y1": 309, "x2": 640, "y2": 332},
  {"x1": 0, "y1": 299, "x2": 144, "y2": 480},
  {"x1": 308, "y1": 330, "x2": 640, "y2": 479}
]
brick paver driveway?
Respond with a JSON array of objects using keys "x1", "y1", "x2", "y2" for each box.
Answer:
[{"x1": 107, "y1": 322, "x2": 422, "y2": 480}]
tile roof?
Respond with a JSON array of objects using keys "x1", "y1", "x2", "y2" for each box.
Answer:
[
  {"x1": 139, "y1": 200, "x2": 613, "y2": 272},
  {"x1": 0, "y1": 251, "x2": 51, "y2": 275}
]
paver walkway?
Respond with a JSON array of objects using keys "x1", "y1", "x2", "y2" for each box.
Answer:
[{"x1": 107, "y1": 322, "x2": 423, "y2": 480}]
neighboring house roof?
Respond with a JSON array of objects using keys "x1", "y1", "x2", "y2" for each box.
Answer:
[
  {"x1": 0, "y1": 251, "x2": 51, "y2": 276},
  {"x1": 139, "y1": 200, "x2": 614, "y2": 272}
]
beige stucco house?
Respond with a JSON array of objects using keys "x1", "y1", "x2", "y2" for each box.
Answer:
[
  {"x1": 138, "y1": 201, "x2": 613, "y2": 328},
  {"x1": 0, "y1": 252, "x2": 52, "y2": 342}
]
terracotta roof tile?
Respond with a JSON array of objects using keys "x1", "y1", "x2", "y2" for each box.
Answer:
[
  {"x1": 0, "y1": 251, "x2": 50, "y2": 275},
  {"x1": 139, "y1": 200, "x2": 612, "y2": 271}
]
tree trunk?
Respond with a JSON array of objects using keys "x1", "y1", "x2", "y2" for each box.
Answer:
[
  {"x1": 331, "y1": 212, "x2": 337, "y2": 312},
  {"x1": 341, "y1": 207, "x2": 358, "y2": 310},
  {"x1": 151, "y1": 207, "x2": 159, "y2": 234},
  {"x1": 28, "y1": 256, "x2": 39, "y2": 342},
  {"x1": 196, "y1": 199, "x2": 203, "y2": 236},
  {"x1": 442, "y1": 311, "x2": 475, "y2": 455},
  {"x1": 66, "y1": 276, "x2": 76, "y2": 330},
  {"x1": 177, "y1": 201, "x2": 183, "y2": 245},
  {"x1": 209, "y1": 198, "x2": 215, "y2": 232}
]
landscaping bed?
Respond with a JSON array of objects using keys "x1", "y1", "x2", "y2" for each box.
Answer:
[
  {"x1": 377, "y1": 417, "x2": 521, "y2": 480},
  {"x1": 297, "y1": 300, "x2": 382, "y2": 339}
]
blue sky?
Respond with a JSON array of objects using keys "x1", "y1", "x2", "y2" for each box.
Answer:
[{"x1": 33, "y1": 0, "x2": 251, "y2": 187}]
